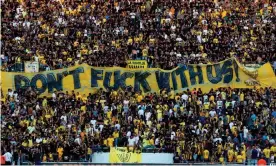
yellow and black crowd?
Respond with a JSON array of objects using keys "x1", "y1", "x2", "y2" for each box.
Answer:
[
  {"x1": 1, "y1": 0, "x2": 276, "y2": 165},
  {"x1": 1, "y1": 87, "x2": 276, "y2": 164},
  {"x1": 1, "y1": 0, "x2": 276, "y2": 71}
]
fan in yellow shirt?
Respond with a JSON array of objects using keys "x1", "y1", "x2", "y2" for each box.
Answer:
[
  {"x1": 57, "y1": 146, "x2": 64, "y2": 161},
  {"x1": 219, "y1": 155, "x2": 224, "y2": 163},
  {"x1": 203, "y1": 149, "x2": 209, "y2": 161},
  {"x1": 157, "y1": 109, "x2": 163, "y2": 121},
  {"x1": 236, "y1": 153, "x2": 244, "y2": 163},
  {"x1": 271, "y1": 144, "x2": 276, "y2": 156},
  {"x1": 137, "y1": 94, "x2": 143, "y2": 102},
  {"x1": 263, "y1": 147, "x2": 271, "y2": 159},
  {"x1": 107, "y1": 135, "x2": 114, "y2": 147},
  {"x1": 227, "y1": 149, "x2": 234, "y2": 162}
]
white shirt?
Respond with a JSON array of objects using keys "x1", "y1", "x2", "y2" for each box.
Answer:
[
  {"x1": 61, "y1": 115, "x2": 67, "y2": 123},
  {"x1": 127, "y1": 131, "x2": 132, "y2": 138},
  {"x1": 123, "y1": 100, "x2": 130, "y2": 107},
  {"x1": 27, "y1": 126, "x2": 35, "y2": 134},
  {"x1": 213, "y1": 137, "x2": 222, "y2": 143},
  {"x1": 104, "y1": 106, "x2": 109, "y2": 113},
  {"x1": 8, "y1": 91, "x2": 14, "y2": 97},
  {"x1": 229, "y1": 122, "x2": 234, "y2": 129},
  {"x1": 35, "y1": 104, "x2": 40, "y2": 111},
  {"x1": 138, "y1": 109, "x2": 144, "y2": 116},
  {"x1": 209, "y1": 110, "x2": 216, "y2": 117},
  {"x1": 145, "y1": 112, "x2": 152, "y2": 121},
  {"x1": 231, "y1": 100, "x2": 236, "y2": 108},
  {"x1": 99, "y1": 124, "x2": 104, "y2": 132},
  {"x1": 74, "y1": 137, "x2": 81, "y2": 145},
  {"x1": 90, "y1": 120, "x2": 97, "y2": 127},
  {"x1": 36, "y1": 138, "x2": 43, "y2": 144},
  {"x1": 128, "y1": 138, "x2": 136, "y2": 146},
  {"x1": 181, "y1": 94, "x2": 188, "y2": 101},
  {"x1": 52, "y1": 93, "x2": 57, "y2": 101},
  {"x1": 203, "y1": 95, "x2": 208, "y2": 102},
  {"x1": 130, "y1": 12, "x2": 136, "y2": 19},
  {"x1": 243, "y1": 128, "x2": 249, "y2": 138},
  {"x1": 115, "y1": 124, "x2": 121, "y2": 130},
  {"x1": 155, "y1": 138, "x2": 160, "y2": 145},
  {"x1": 171, "y1": 131, "x2": 176, "y2": 140},
  {"x1": 134, "y1": 136, "x2": 139, "y2": 144},
  {"x1": 4, "y1": 152, "x2": 12, "y2": 162},
  {"x1": 171, "y1": 25, "x2": 176, "y2": 31},
  {"x1": 217, "y1": 100, "x2": 223, "y2": 109}
]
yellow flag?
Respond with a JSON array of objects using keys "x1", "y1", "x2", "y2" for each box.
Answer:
[{"x1": 109, "y1": 147, "x2": 142, "y2": 163}]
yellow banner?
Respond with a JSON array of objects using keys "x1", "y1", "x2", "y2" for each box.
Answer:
[
  {"x1": 1, "y1": 58, "x2": 276, "y2": 97},
  {"x1": 109, "y1": 147, "x2": 142, "y2": 163},
  {"x1": 127, "y1": 60, "x2": 148, "y2": 69}
]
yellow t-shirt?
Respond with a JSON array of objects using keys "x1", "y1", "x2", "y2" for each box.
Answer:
[
  {"x1": 57, "y1": 147, "x2": 63, "y2": 157},
  {"x1": 87, "y1": 148, "x2": 92, "y2": 155},
  {"x1": 107, "y1": 137, "x2": 114, "y2": 147},
  {"x1": 107, "y1": 111, "x2": 112, "y2": 119},
  {"x1": 113, "y1": 132, "x2": 119, "y2": 138},
  {"x1": 203, "y1": 150, "x2": 209, "y2": 159},
  {"x1": 142, "y1": 49, "x2": 148, "y2": 57},
  {"x1": 209, "y1": 96, "x2": 215, "y2": 102},
  {"x1": 228, "y1": 149, "x2": 234, "y2": 161},
  {"x1": 81, "y1": 105, "x2": 86, "y2": 112},
  {"x1": 157, "y1": 109, "x2": 162, "y2": 119},
  {"x1": 241, "y1": 150, "x2": 246, "y2": 160},
  {"x1": 217, "y1": 144, "x2": 223, "y2": 154},
  {"x1": 28, "y1": 139, "x2": 33, "y2": 147},
  {"x1": 22, "y1": 142, "x2": 28, "y2": 147},
  {"x1": 204, "y1": 102, "x2": 210, "y2": 110},
  {"x1": 137, "y1": 95, "x2": 143, "y2": 102},
  {"x1": 103, "y1": 139, "x2": 108, "y2": 146},
  {"x1": 271, "y1": 146, "x2": 276, "y2": 157},
  {"x1": 127, "y1": 38, "x2": 133, "y2": 45},
  {"x1": 263, "y1": 148, "x2": 270, "y2": 158},
  {"x1": 149, "y1": 139, "x2": 154, "y2": 145},
  {"x1": 271, "y1": 146, "x2": 276, "y2": 153},
  {"x1": 240, "y1": 93, "x2": 244, "y2": 101},
  {"x1": 236, "y1": 155, "x2": 243, "y2": 163},
  {"x1": 219, "y1": 156, "x2": 224, "y2": 163}
]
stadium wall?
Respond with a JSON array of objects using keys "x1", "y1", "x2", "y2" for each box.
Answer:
[{"x1": 92, "y1": 152, "x2": 174, "y2": 164}]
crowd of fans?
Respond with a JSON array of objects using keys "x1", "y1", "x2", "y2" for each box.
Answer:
[
  {"x1": 1, "y1": 87, "x2": 276, "y2": 164},
  {"x1": 1, "y1": 0, "x2": 276, "y2": 165},
  {"x1": 1, "y1": 0, "x2": 276, "y2": 71}
]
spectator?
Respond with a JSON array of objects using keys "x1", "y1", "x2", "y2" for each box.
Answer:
[
  {"x1": 3, "y1": 150, "x2": 12, "y2": 165},
  {"x1": 1, "y1": 0, "x2": 275, "y2": 72},
  {"x1": 252, "y1": 146, "x2": 259, "y2": 165}
]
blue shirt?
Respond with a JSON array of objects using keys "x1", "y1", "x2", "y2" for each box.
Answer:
[
  {"x1": 251, "y1": 149, "x2": 258, "y2": 159},
  {"x1": 251, "y1": 114, "x2": 257, "y2": 121},
  {"x1": 262, "y1": 135, "x2": 268, "y2": 141},
  {"x1": 272, "y1": 111, "x2": 276, "y2": 118}
]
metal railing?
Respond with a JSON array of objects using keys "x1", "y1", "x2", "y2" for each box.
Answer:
[{"x1": 2, "y1": 62, "x2": 51, "y2": 72}]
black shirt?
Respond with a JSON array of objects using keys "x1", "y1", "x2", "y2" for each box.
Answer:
[{"x1": 173, "y1": 155, "x2": 181, "y2": 163}]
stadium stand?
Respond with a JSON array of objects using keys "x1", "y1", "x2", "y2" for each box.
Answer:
[{"x1": 1, "y1": 0, "x2": 276, "y2": 165}]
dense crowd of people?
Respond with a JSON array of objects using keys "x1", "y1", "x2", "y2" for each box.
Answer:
[
  {"x1": 1, "y1": 0, "x2": 276, "y2": 71},
  {"x1": 1, "y1": 0, "x2": 276, "y2": 165},
  {"x1": 1, "y1": 86, "x2": 276, "y2": 164}
]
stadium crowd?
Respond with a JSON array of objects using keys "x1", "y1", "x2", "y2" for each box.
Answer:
[
  {"x1": 1, "y1": 86, "x2": 276, "y2": 164},
  {"x1": 1, "y1": 0, "x2": 276, "y2": 71},
  {"x1": 1, "y1": 0, "x2": 276, "y2": 165}
]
